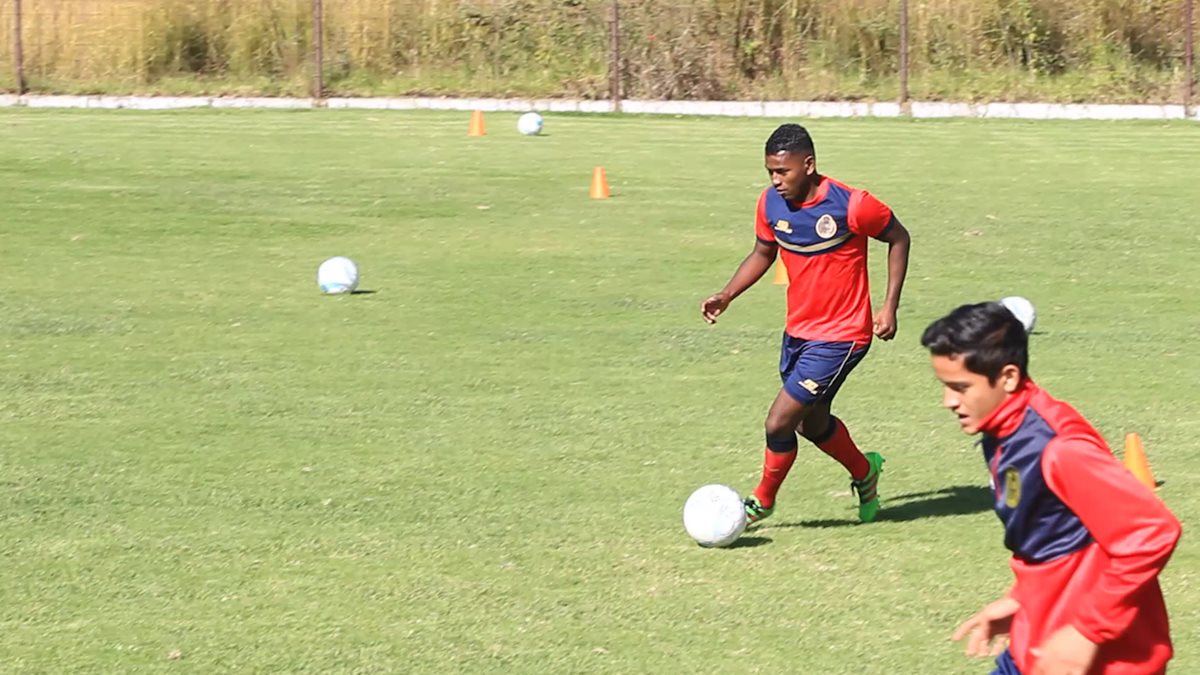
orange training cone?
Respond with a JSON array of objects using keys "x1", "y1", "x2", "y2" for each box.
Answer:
[
  {"x1": 589, "y1": 166, "x2": 610, "y2": 199},
  {"x1": 468, "y1": 110, "x2": 486, "y2": 136},
  {"x1": 1123, "y1": 432, "x2": 1156, "y2": 491},
  {"x1": 773, "y1": 257, "x2": 788, "y2": 285}
]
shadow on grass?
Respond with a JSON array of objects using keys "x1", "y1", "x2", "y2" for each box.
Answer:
[
  {"x1": 768, "y1": 484, "x2": 994, "y2": 529},
  {"x1": 725, "y1": 535, "x2": 772, "y2": 549}
]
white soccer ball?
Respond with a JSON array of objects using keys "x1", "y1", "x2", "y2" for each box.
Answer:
[
  {"x1": 317, "y1": 256, "x2": 359, "y2": 295},
  {"x1": 682, "y1": 484, "x2": 748, "y2": 548},
  {"x1": 999, "y1": 296, "x2": 1036, "y2": 334},
  {"x1": 517, "y1": 112, "x2": 544, "y2": 136}
]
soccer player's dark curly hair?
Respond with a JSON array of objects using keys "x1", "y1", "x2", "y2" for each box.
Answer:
[
  {"x1": 765, "y1": 123, "x2": 815, "y2": 157},
  {"x1": 921, "y1": 302, "x2": 1029, "y2": 382}
]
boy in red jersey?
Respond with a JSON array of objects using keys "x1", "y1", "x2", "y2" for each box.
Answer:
[
  {"x1": 922, "y1": 302, "x2": 1181, "y2": 675},
  {"x1": 701, "y1": 123, "x2": 911, "y2": 523}
]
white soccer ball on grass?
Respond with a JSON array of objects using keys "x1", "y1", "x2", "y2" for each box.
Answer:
[
  {"x1": 517, "y1": 112, "x2": 544, "y2": 136},
  {"x1": 318, "y1": 256, "x2": 359, "y2": 295},
  {"x1": 682, "y1": 484, "x2": 748, "y2": 548}
]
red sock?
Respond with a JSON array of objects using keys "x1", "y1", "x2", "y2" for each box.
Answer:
[
  {"x1": 753, "y1": 447, "x2": 797, "y2": 508},
  {"x1": 816, "y1": 418, "x2": 869, "y2": 480}
]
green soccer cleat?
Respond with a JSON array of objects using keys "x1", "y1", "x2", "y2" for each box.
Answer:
[
  {"x1": 743, "y1": 495, "x2": 775, "y2": 526},
  {"x1": 851, "y1": 452, "x2": 886, "y2": 523}
]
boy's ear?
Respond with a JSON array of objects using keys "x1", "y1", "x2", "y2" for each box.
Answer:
[{"x1": 1000, "y1": 364, "x2": 1022, "y2": 393}]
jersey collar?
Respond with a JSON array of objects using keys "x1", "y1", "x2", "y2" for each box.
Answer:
[
  {"x1": 978, "y1": 378, "x2": 1038, "y2": 439},
  {"x1": 789, "y1": 175, "x2": 829, "y2": 208}
]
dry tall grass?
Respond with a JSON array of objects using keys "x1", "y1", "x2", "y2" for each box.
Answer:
[{"x1": 0, "y1": 0, "x2": 1193, "y2": 101}]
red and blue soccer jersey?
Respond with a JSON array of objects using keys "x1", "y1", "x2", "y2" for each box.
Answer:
[
  {"x1": 754, "y1": 176, "x2": 895, "y2": 345},
  {"x1": 979, "y1": 380, "x2": 1181, "y2": 674}
]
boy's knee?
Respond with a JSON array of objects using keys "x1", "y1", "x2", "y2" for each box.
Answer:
[{"x1": 764, "y1": 413, "x2": 801, "y2": 452}]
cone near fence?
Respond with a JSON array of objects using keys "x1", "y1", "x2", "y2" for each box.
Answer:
[{"x1": 468, "y1": 110, "x2": 486, "y2": 136}]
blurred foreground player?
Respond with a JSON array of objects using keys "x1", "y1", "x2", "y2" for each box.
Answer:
[{"x1": 922, "y1": 302, "x2": 1181, "y2": 675}]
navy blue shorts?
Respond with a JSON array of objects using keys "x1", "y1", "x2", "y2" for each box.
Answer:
[
  {"x1": 779, "y1": 334, "x2": 869, "y2": 405},
  {"x1": 991, "y1": 649, "x2": 1021, "y2": 675}
]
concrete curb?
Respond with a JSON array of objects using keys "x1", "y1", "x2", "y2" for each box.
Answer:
[{"x1": 2, "y1": 94, "x2": 1196, "y2": 121}]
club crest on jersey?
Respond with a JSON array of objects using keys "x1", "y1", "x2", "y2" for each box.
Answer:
[
  {"x1": 815, "y1": 214, "x2": 838, "y2": 239},
  {"x1": 774, "y1": 219, "x2": 793, "y2": 234},
  {"x1": 1004, "y1": 467, "x2": 1021, "y2": 508}
]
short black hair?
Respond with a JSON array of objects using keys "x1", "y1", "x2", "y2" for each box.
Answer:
[
  {"x1": 921, "y1": 302, "x2": 1029, "y2": 382},
  {"x1": 765, "y1": 123, "x2": 815, "y2": 157}
]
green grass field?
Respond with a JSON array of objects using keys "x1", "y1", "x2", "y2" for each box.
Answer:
[{"x1": 1, "y1": 108, "x2": 1197, "y2": 673}]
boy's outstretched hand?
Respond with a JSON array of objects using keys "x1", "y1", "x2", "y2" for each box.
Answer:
[{"x1": 952, "y1": 596, "x2": 1020, "y2": 658}]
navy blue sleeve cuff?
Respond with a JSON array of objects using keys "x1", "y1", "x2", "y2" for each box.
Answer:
[{"x1": 875, "y1": 216, "x2": 898, "y2": 239}]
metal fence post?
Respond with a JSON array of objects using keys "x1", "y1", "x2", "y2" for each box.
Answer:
[
  {"x1": 14, "y1": 0, "x2": 26, "y2": 95},
  {"x1": 1186, "y1": 0, "x2": 1195, "y2": 118},
  {"x1": 312, "y1": 0, "x2": 325, "y2": 101},
  {"x1": 609, "y1": 0, "x2": 621, "y2": 112},
  {"x1": 899, "y1": 0, "x2": 909, "y2": 112}
]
